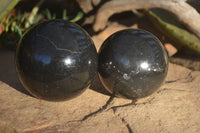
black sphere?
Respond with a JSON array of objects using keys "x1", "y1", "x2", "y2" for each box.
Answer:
[
  {"x1": 15, "y1": 19, "x2": 98, "y2": 101},
  {"x1": 98, "y1": 29, "x2": 168, "y2": 100}
]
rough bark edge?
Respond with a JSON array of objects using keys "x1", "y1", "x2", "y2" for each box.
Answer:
[{"x1": 93, "y1": 0, "x2": 200, "y2": 38}]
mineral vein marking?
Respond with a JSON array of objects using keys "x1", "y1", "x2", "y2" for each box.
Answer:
[{"x1": 36, "y1": 34, "x2": 81, "y2": 53}]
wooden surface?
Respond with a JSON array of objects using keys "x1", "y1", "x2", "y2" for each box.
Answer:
[{"x1": 0, "y1": 31, "x2": 200, "y2": 133}]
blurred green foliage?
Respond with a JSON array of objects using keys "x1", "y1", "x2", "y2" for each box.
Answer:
[{"x1": 0, "y1": 0, "x2": 84, "y2": 50}]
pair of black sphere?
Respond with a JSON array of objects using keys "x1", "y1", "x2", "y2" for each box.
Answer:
[{"x1": 15, "y1": 19, "x2": 168, "y2": 101}]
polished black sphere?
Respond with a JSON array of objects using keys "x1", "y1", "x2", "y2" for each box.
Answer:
[
  {"x1": 98, "y1": 29, "x2": 168, "y2": 100},
  {"x1": 15, "y1": 19, "x2": 98, "y2": 101}
]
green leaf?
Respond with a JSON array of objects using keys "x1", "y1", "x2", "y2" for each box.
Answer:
[
  {"x1": 32, "y1": 14, "x2": 43, "y2": 24},
  {"x1": 52, "y1": 13, "x2": 56, "y2": 19},
  {"x1": 14, "y1": 24, "x2": 22, "y2": 37},
  {"x1": 4, "y1": 16, "x2": 16, "y2": 32},
  {"x1": 44, "y1": 9, "x2": 52, "y2": 20},
  {"x1": 70, "y1": 11, "x2": 84, "y2": 23},
  {"x1": 25, "y1": 0, "x2": 45, "y2": 28},
  {"x1": 0, "y1": 0, "x2": 20, "y2": 23},
  {"x1": 145, "y1": 8, "x2": 200, "y2": 55},
  {"x1": 62, "y1": 9, "x2": 68, "y2": 20}
]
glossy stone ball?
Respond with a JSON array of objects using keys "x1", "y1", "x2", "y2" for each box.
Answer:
[
  {"x1": 15, "y1": 19, "x2": 98, "y2": 101},
  {"x1": 98, "y1": 29, "x2": 168, "y2": 100}
]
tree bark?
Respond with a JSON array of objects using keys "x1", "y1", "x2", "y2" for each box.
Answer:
[{"x1": 93, "y1": 0, "x2": 200, "y2": 38}]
